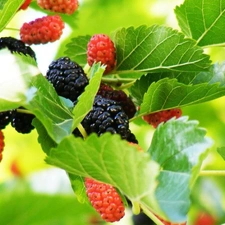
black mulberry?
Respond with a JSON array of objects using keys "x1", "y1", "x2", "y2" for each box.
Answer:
[
  {"x1": 0, "y1": 111, "x2": 12, "y2": 129},
  {"x1": 0, "y1": 36, "x2": 36, "y2": 59},
  {"x1": 11, "y1": 109, "x2": 35, "y2": 134},
  {"x1": 81, "y1": 95, "x2": 137, "y2": 143},
  {"x1": 46, "y1": 57, "x2": 89, "y2": 103},
  {"x1": 97, "y1": 83, "x2": 136, "y2": 119}
]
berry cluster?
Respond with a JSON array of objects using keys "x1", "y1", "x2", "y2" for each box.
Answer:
[
  {"x1": 85, "y1": 178, "x2": 125, "y2": 222},
  {"x1": 45, "y1": 55, "x2": 137, "y2": 222}
]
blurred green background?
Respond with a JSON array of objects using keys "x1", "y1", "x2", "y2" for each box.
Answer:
[{"x1": 1, "y1": 0, "x2": 225, "y2": 224}]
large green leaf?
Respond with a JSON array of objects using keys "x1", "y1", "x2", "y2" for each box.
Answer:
[
  {"x1": 130, "y1": 62, "x2": 225, "y2": 107},
  {"x1": 148, "y1": 117, "x2": 213, "y2": 222},
  {"x1": 132, "y1": 78, "x2": 225, "y2": 116},
  {"x1": 46, "y1": 133, "x2": 160, "y2": 213},
  {"x1": 25, "y1": 74, "x2": 74, "y2": 143},
  {"x1": 0, "y1": 0, "x2": 24, "y2": 32},
  {"x1": 175, "y1": 0, "x2": 225, "y2": 47},
  {"x1": 114, "y1": 25, "x2": 211, "y2": 74}
]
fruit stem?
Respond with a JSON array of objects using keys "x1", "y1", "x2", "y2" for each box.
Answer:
[
  {"x1": 101, "y1": 77, "x2": 135, "y2": 87},
  {"x1": 16, "y1": 108, "x2": 34, "y2": 115},
  {"x1": 83, "y1": 63, "x2": 91, "y2": 76},
  {"x1": 141, "y1": 204, "x2": 165, "y2": 225},
  {"x1": 77, "y1": 123, "x2": 88, "y2": 139},
  {"x1": 200, "y1": 170, "x2": 225, "y2": 176},
  {"x1": 132, "y1": 201, "x2": 141, "y2": 215},
  {"x1": 5, "y1": 27, "x2": 19, "y2": 32}
]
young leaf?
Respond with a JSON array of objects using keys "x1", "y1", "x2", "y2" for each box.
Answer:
[
  {"x1": 72, "y1": 63, "x2": 105, "y2": 130},
  {"x1": 114, "y1": 25, "x2": 211, "y2": 74},
  {"x1": 0, "y1": 0, "x2": 24, "y2": 32},
  {"x1": 175, "y1": 0, "x2": 225, "y2": 47},
  {"x1": 46, "y1": 133, "x2": 160, "y2": 212},
  {"x1": 64, "y1": 35, "x2": 91, "y2": 67},
  {"x1": 148, "y1": 117, "x2": 213, "y2": 222},
  {"x1": 26, "y1": 74, "x2": 74, "y2": 143},
  {"x1": 138, "y1": 78, "x2": 225, "y2": 116}
]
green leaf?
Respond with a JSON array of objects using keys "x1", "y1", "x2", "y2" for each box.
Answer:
[
  {"x1": 148, "y1": 117, "x2": 213, "y2": 222},
  {"x1": 0, "y1": 0, "x2": 24, "y2": 32},
  {"x1": 72, "y1": 63, "x2": 104, "y2": 130},
  {"x1": 114, "y1": 25, "x2": 211, "y2": 74},
  {"x1": 26, "y1": 74, "x2": 74, "y2": 143},
  {"x1": 130, "y1": 62, "x2": 225, "y2": 107},
  {"x1": 46, "y1": 133, "x2": 160, "y2": 212},
  {"x1": 32, "y1": 118, "x2": 57, "y2": 155},
  {"x1": 217, "y1": 147, "x2": 225, "y2": 161},
  {"x1": 138, "y1": 78, "x2": 225, "y2": 116},
  {"x1": 64, "y1": 35, "x2": 91, "y2": 67},
  {"x1": 0, "y1": 50, "x2": 40, "y2": 111},
  {"x1": 68, "y1": 173, "x2": 88, "y2": 204},
  {"x1": 175, "y1": 0, "x2": 225, "y2": 47}
]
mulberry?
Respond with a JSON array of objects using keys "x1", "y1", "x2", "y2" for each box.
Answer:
[
  {"x1": 85, "y1": 178, "x2": 125, "y2": 223},
  {"x1": 81, "y1": 95, "x2": 137, "y2": 143},
  {"x1": 0, "y1": 37, "x2": 36, "y2": 59},
  {"x1": 46, "y1": 57, "x2": 89, "y2": 103},
  {"x1": 11, "y1": 109, "x2": 35, "y2": 134},
  {"x1": 0, "y1": 111, "x2": 12, "y2": 129},
  {"x1": 87, "y1": 34, "x2": 116, "y2": 74},
  {"x1": 97, "y1": 83, "x2": 136, "y2": 119}
]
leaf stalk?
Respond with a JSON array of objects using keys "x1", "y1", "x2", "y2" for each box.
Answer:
[
  {"x1": 200, "y1": 170, "x2": 225, "y2": 176},
  {"x1": 141, "y1": 204, "x2": 165, "y2": 225}
]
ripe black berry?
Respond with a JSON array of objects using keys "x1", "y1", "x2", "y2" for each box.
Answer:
[
  {"x1": 11, "y1": 109, "x2": 35, "y2": 134},
  {"x1": 97, "y1": 83, "x2": 136, "y2": 119},
  {"x1": 0, "y1": 111, "x2": 12, "y2": 129},
  {"x1": 46, "y1": 57, "x2": 89, "y2": 103},
  {"x1": 0, "y1": 37, "x2": 36, "y2": 59},
  {"x1": 80, "y1": 95, "x2": 137, "y2": 142}
]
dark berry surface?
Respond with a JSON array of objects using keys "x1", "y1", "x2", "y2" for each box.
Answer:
[
  {"x1": 0, "y1": 111, "x2": 12, "y2": 129},
  {"x1": 46, "y1": 57, "x2": 89, "y2": 103},
  {"x1": 80, "y1": 95, "x2": 137, "y2": 142},
  {"x1": 11, "y1": 110, "x2": 35, "y2": 134},
  {"x1": 0, "y1": 37, "x2": 36, "y2": 59}
]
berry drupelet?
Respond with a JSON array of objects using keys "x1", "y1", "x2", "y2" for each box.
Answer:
[{"x1": 46, "y1": 57, "x2": 89, "y2": 103}]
